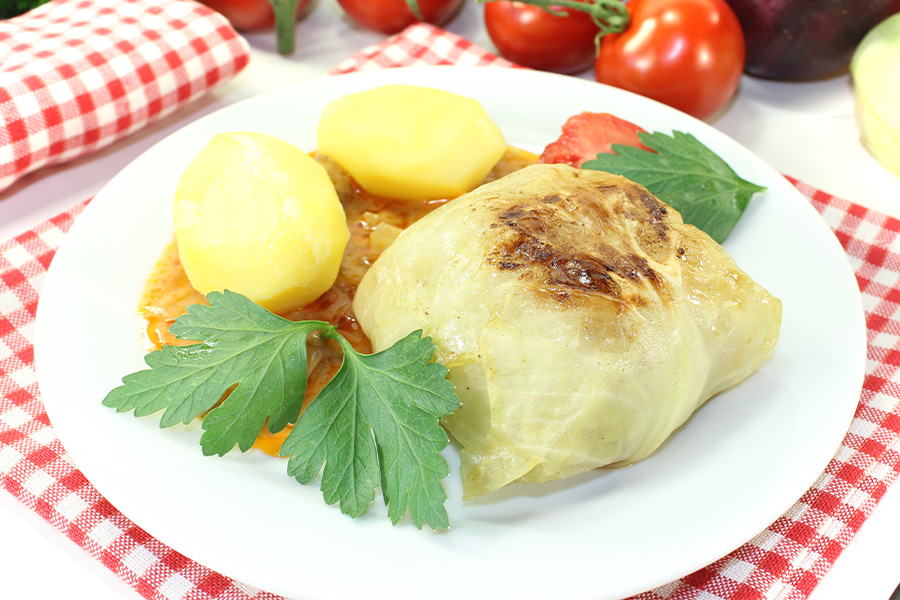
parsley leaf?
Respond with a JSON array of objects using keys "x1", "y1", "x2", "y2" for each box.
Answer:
[
  {"x1": 102, "y1": 289, "x2": 459, "y2": 529},
  {"x1": 103, "y1": 290, "x2": 318, "y2": 456},
  {"x1": 582, "y1": 130, "x2": 766, "y2": 243},
  {"x1": 281, "y1": 330, "x2": 459, "y2": 530}
]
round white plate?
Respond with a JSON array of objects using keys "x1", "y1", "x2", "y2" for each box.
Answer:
[{"x1": 35, "y1": 66, "x2": 866, "y2": 600}]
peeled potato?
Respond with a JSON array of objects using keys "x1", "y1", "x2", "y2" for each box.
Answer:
[
  {"x1": 316, "y1": 84, "x2": 506, "y2": 201},
  {"x1": 173, "y1": 132, "x2": 349, "y2": 314}
]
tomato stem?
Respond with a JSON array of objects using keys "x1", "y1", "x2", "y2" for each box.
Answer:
[
  {"x1": 266, "y1": 0, "x2": 299, "y2": 55},
  {"x1": 405, "y1": 0, "x2": 425, "y2": 21},
  {"x1": 479, "y1": 0, "x2": 630, "y2": 36}
]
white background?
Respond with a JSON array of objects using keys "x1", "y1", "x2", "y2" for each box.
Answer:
[{"x1": 1, "y1": 1, "x2": 899, "y2": 598}]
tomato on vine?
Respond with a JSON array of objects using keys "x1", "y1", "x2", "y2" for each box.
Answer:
[
  {"x1": 482, "y1": 1, "x2": 609, "y2": 74},
  {"x1": 481, "y1": 0, "x2": 745, "y2": 120},
  {"x1": 199, "y1": 0, "x2": 310, "y2": 31},
  {"x1": 594, "y1": 0, "x2": 745, "y2": 120},
  {"x1": 199, "y1": 0, "x2": 313, "y2": 55},
  {"x1": 337, "y1": 0, "x2": 464, "y2": 35}
]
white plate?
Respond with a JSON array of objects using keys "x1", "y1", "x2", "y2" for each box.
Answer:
[{"x1": 35, "y1": 66, "x2": 866, "y2": 600}]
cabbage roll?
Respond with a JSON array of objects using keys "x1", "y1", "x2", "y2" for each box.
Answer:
[{"x1": 352, "y1": 163, "x2": 782, "y2": 499}]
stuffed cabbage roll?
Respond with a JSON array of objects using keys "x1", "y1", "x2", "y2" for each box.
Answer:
[{"x1": 352, "y1": 163, "x2": 782, "y2": 499}]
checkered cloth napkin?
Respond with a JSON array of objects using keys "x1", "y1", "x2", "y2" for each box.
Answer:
[
  {"x1": 2, "y1": 22, "x2": 899, "y2": 600},
  {"x1": 0, "y1": 0, "x2": 250, "y2": 194}
]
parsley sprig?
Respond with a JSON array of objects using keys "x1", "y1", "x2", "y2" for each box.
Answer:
[
  {"x1": 103, "y1": 290, "x2": 460, "y2": 530},
  {"x1": 582, "y1": 130, "x2": 767, "y2": 243},
  {"x1": 281, "y1": 330, "x2": 457, "y2": 528}
]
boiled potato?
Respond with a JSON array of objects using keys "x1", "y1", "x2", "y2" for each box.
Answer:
[
  {"x1": 316, "y1": 84, "x2": 506, "y2": 201},
  {"x1": 173, "y1": 132, "x2": 349, "y2": 314}
]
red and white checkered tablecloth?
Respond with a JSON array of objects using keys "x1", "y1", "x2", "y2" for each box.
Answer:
[
  {"x1": 2, "y1": 22, "x2": 899, "y2": 600},
  {"x1": 0, "y1": 0, "x2": 250, "y2": 194}
]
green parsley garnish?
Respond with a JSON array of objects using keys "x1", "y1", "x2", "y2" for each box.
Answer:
[
  {"x1": 103, "y1": 289, "x2": 460, "y2": 530},
  {"x1": 281, "y1": 330, "x2": 457, "y2": 529},
  {"x1": 582, "y1": 130, "x2": 767, "y2": 243}
]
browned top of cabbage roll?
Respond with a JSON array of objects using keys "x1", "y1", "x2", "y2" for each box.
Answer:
[{"x1": 484, "y1": 169, "x2": 676, "y2": 308}]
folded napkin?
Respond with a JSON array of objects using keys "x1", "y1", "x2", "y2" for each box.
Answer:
[
  {"x1": 0, "y1": 0, "x2": 250, "y2": 194},
  {"x1": 2, "y1": 22, "x2": 899, "y2": 600}
]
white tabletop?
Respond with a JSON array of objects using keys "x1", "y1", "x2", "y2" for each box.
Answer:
[{"x1": 2, "y1": 2, "x2": 899, "y2": 598}]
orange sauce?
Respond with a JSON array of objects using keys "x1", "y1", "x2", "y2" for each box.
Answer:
[{"x1": 138, "y1": 148, "x2": 538, "y2": 455}]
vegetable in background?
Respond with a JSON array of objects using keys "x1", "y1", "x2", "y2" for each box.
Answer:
[
  {"x1": 199, "y1": 0, "x2": 313, "y2": 55},
  {"x1": 594, "y1": 0, "x2": 745, "y2": 121},
  {"x1": 480, "y1": 0, "x2": 743, "y2": 119},
  {"x1": 0, "y1": 0, "x2": 49, "y2": 19},
  {"x1": 336, "y1": 0, "x2": 464, "y2": 35},
  {"x1": 851, "y1": 12, "x2": 900, "y2": 177},
  {"x1": 481, "y1": 0, "x2": 609, "y2": 74},
  {"x1": 200, "y1": 0, "x2": 311, "y2": 31},
  {"x1": 727, "y1": 0, "x2": 900, "y2": 80}
]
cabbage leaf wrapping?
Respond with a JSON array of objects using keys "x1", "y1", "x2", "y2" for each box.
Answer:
[{"x1": 352, "y1": 164, "x2": 782, "y2": 499}]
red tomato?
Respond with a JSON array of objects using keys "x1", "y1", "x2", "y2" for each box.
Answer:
[
  {"x1": 484, "y1": 2, "x2": 601, "y2": 74},
  {"x1": 594, "y1": 0, "x2": 745, "y2": 120},
  {"x1": 336, "y1": 0, "x2": 464, "y2": 35},
  {"x1": 539, "y1": 112, "x2": 651, "y2": 167},
  {"x1": 200, "y1": 0, "x2": 313, "y2": 31}
]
